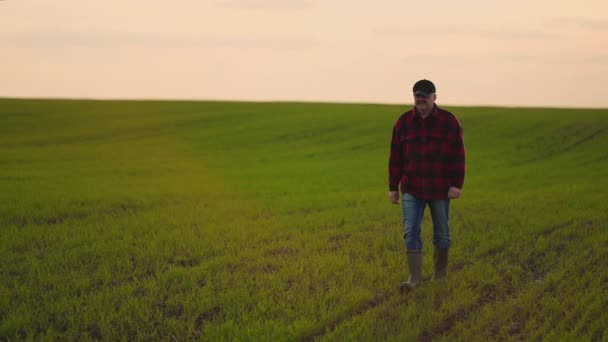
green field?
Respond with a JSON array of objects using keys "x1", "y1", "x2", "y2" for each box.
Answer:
[{"x1": 1, "y1": 98, "x2": 607, "y2": 340}]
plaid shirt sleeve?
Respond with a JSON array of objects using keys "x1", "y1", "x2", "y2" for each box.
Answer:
[
  {"x1": 448, "y1": 119, "x2": 465, "y2": 189},
  {"x1": 388, "y1": 115, "x2": 405, "y2": 192}
]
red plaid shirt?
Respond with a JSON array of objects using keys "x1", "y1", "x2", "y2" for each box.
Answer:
[{"x1": 389, "y1": 105, "x2": 465, "y2": 200}]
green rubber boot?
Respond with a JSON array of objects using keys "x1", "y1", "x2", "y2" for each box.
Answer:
[
  {"x1": 432, "y1": 247, "x2": 449, "y2": 281},
  {"x1": 400, "y1": 250, "x2": 422, "y2": 292}
]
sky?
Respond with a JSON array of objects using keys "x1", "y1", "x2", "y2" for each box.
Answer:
[{"x1": 1, "y1": 0, "x2": 607, "y2": 108}]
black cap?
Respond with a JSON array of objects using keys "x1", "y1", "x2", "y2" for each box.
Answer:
[{"x1": 413, "y1": 79, "x2": 436, "y2": 96}]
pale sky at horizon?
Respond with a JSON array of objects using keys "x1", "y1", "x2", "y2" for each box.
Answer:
[{"x1": 2, "y1": 1, "x2": 608, "y2": 108}]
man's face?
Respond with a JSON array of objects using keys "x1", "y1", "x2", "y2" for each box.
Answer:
[{"x1": 414, "y1": 93, "x2": 436, "y2": 114}]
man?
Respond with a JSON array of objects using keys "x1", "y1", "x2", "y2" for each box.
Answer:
[{"x1": 388, "y1": 79, "x2": 465, "y2": 292}]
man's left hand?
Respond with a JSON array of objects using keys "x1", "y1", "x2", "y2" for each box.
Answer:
[{"x1": 447, "y1": 187, "x2": 461, "y2": 199}]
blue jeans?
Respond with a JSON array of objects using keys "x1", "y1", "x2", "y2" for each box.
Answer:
[{"x1": 402, "y1": 192, "x2": 451, "y2": 251}]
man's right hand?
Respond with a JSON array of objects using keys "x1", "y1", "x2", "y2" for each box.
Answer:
[{"x1": 389, "y1": 191, "x2": 400, "y2": 204}]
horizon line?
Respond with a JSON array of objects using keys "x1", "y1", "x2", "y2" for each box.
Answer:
[{"x1": 0, "y1": 96, "x2": 606, "y2": 111}]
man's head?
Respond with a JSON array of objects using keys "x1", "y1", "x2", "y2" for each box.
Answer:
[{"x1": 413, "y1": 79, "x2": 436, "y2": 115}]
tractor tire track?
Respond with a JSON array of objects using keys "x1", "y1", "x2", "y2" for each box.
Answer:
[
  {"x1": 302, "y1": 294, "x2": 388, "y2": 342},
  {"x1": 416, "y1": 220, "x2": 590, "y2": 341},
  {"x1": 513, "y1": 128, "x2": 606, "y2": 166},
  {"x1": 302, "y1": 219, "x2": 581, "y2": 341}
]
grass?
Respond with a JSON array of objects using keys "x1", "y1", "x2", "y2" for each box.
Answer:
[{"x1": 0, "y1": 98, "x2": 606, "y2": 340}]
